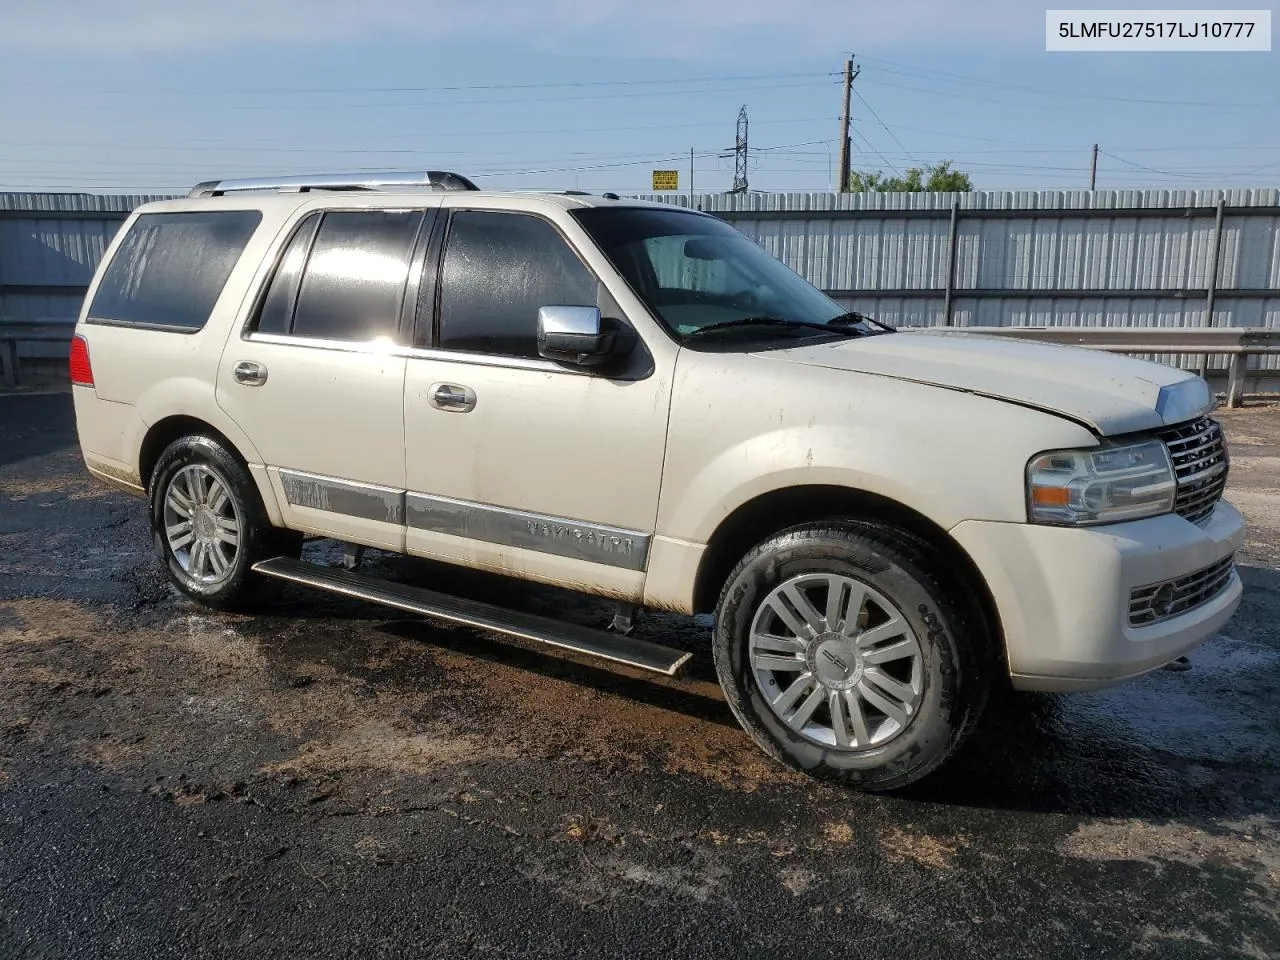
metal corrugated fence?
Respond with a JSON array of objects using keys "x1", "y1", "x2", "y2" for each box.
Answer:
[
  {"x1": 2, "y1": 188, "x2": 1279, "y2": 379},
  {"x1": 0, "y1": 193, "x2": 169, "y2": 356},
  {"x1": 636, "y1": 189, "x2": 1280, "y2": 378}
]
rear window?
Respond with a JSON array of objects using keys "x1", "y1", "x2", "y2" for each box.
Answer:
[{"x1": 88, "y1": 210, "x2": 262, "y2": 331}]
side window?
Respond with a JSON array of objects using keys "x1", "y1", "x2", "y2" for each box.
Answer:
[
  {"x1": 88, "y1": 210, "x2": 262, "y2": 330},
  {"x1": 438, "y1": 211, "x2": 598, "y2": 358},
  {"x1": 255, "y1": 213, "x2": 321, "y2": 335},
  {"x1": 289, "y1": 210, "x2": 423, "y2": 341}
]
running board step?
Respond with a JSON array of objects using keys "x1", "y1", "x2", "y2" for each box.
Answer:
[{"x1": 252, "y1": 556, "x2": 692, "y2": 677}]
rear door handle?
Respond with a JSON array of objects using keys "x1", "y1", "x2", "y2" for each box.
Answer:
[
  {"x1": 233, "y1": 361, "x2": 268, "y2": 386},
  {"x1": 428, "y1": 382, "x2": 476, "y2": 412}
]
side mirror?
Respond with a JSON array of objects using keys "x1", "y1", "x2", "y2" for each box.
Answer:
[{"x1": 537, "y1": 306, "x2": 618, "y2": 367}]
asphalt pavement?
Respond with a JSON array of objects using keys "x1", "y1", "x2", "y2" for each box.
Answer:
[{"x1": 2, "y1": 391, "x2": 1279, "y2": 959}]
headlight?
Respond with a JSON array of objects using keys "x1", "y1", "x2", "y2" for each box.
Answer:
[{"x1": 1027, "y1": 440, "x2": 1176, "y2": 525}]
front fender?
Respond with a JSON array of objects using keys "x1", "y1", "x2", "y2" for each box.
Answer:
[{"x1": 655, "y1": 351, "x2": 1097, "y2": 545}]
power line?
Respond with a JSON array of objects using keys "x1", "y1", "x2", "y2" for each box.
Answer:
[
  {"x1": 1099, "y1": 150, "x2": 1280, "y2": 179},
  {"x1": 0, "y1": 117, "x2": 840, "y2": 155},
  {"x1": 10, "y1": 71, "x2": 840, "y2": 98},
  {"x1": 40, "y1": 78, "x2": 838, "y2": 115},
  {"x1": 0, "y1": 138, "x2": 838, "y2": 182},
  {"x1": 855, "y1": 55, "x2": 1278, "y2": 109},
  {"x1": 849, "y1": 129, "x2": 904, "y2": 177},
  {"x1": 859, "y1": 75, "x2": 1275, "y2": 119},
  {"x1": 851, "y1": 89, "x2": 916, "y2": 166}
]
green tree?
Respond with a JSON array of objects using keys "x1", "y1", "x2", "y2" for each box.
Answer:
[{"x1": 848, "y1": 160, "x2": 972, "y2": 192}]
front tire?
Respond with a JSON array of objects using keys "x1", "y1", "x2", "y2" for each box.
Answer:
[
  {"x1": 713, "y1": 522, "x2": 991, "y2": 791},
  {"x1": 148, "y1": 435, "x2": 285, "y2": 609}
]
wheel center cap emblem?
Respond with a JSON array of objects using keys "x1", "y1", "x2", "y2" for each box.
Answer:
[
  {"x1": 194, "y1": 507, "x2": 216, "y2": 541},
  {"x1": 810, "y1": 636, "x2": 863, "y2": 691}
]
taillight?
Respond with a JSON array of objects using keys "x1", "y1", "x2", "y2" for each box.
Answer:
[{"x1": 69, "y1": 334, "x2": 94, "y2": 387}]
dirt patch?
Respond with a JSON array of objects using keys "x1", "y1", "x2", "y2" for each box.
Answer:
[
  {"x1": 1061, "y1": 817, "x2": 1280, "y2": 934},
  {"x1": 0, "y1": 585, "x2": 797, "y2": 816},
  {"x1": 880, "y1": 826, "x2": 969, "y2": 869},
  {"x1": 822, "y1": 821, "x2": 854, "y2": 844},
  {"x1": 1060, "y1": 818, "x2": 1280, "y2": 876},
  {"x1": 262, "y1": 723, "x2": 497, "y2": 780},
  {"x1": 778, "y1": 865, "x2": 819, "y2": 895},
  {"x1": 0, "y1": 475, "x2": 100, "y2": 500}
]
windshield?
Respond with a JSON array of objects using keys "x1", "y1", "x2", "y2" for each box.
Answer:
[{"x1": 572, "y1": 207, "x2": 867, "y2": 344}]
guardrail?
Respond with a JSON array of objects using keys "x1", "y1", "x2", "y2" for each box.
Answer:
[
  {"x1": 2, "y1": 319, "x2": 1277, "y2": 408},
  {"x1": 934, "y1": 326, "x2": 1280, "y2": 408},
  {"x1": 0, "y1": 318, "x2": 76, "y2": 388}
]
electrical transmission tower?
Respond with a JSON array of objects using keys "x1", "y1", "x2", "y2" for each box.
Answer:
[{"x1": 728, "y1": 105, "x2": 748, "y2": 194}]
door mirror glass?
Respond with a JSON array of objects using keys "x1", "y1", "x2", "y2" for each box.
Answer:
[{"x1": 537, "y1": 306, "x2": 618, "y2": 367}]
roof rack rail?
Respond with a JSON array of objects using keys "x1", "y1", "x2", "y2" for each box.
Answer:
[{"x1": 187, "y1": 171, "x2": 479, "y2": 198}]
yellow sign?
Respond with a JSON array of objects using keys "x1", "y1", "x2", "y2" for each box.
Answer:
[{"x1": 651, "y1": 169, "x2": 679, "y2": 191}]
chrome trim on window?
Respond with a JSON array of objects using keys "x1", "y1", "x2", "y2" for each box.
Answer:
[
  {"x1": 278, "y1": 470, "x2": 405, "y2": 525},
  {"x1": 243, "y1": 332, "x2": 588, "y2": 375},
  {"x1": 400, "y1": 345, "x2": 585, "y2": 375},
  {"x1": 406, "y1": 492, "x2": 650, "y2": 571},
  {"x1": 245, "y1": 332, "x2": 404, "y2": 355}
]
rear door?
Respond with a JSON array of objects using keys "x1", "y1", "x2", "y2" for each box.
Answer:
[{"x1": 216, "y1": 206, "x2": 434, "y2": 550}]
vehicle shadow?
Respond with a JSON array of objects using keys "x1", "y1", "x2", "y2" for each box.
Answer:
[
  {"x1": 0, "y1": 393, "x2": 77, "y2": 468},
  {"x1": 270, "y1": 549, "x2": 1280, "y2": 821}
]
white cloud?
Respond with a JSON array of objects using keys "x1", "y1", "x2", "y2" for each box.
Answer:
[{"x1": 4, "y1": 0, "x2": 1038, "y2": 55}]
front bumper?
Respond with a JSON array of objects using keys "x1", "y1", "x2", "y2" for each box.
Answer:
[{"x1": 951, "y1": 501, "x2": 1245, "y2": 692}]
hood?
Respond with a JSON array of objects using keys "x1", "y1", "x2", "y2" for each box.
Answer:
[{"x1": 761, "y1": 330, "x2": 1213, "y2": 435}]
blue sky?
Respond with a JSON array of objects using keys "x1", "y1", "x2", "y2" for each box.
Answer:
[{"x1": 1, "y1": 0, "x2": 1277, "y2": 194}]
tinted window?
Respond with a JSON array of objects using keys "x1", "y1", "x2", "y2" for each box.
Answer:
[
  {"x1": 291, "y1": 210, "x2": 423, "y2": 341},
  {"x1": 572, "y1": 207, "x2": 868, "y2": 344},
  {"x1": 256, "y1": 213, "x2": 321, "y2": 335},
  {"x1": 88, "y1": 210, "x2": 261, "y2": 330},
  {"x1": 438, "y1": 211, "x2": 597, "y2": 358}
]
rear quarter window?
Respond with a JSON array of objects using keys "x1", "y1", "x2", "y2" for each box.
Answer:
[{"x1": 88, "y1": 210, "x2": 262, "y2": 331}]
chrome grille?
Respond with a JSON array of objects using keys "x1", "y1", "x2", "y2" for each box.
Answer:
[
  {"x1": 1153, "y1": 417, "x2": 1228, "y2": 525},
  {"x1": 1129, "y1": 555, "x2": 1236, "y2": 626}
]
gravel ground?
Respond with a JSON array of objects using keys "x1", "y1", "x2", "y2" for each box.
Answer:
[{"x1": 1, "y1": 392, "x2": 1278, "y2": 959}]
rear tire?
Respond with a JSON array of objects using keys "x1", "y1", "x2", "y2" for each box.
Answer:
[
  {"x1": 713, "y1": 522, "x2": 991, "y2": 791},
  {"x1": 147, "y1": 435, "x2": 293, "y2": 610}
]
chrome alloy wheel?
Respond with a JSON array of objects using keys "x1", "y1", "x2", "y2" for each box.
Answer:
[
  {"x1": 749, "y1": 573, "x2": 924, "y2": 750},
  {"x1": 163, "y1": 464, "x2": 241, "y2": 584}
]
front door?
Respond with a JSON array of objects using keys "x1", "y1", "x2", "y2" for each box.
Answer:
[
  {"x1": 217, "y1": 206, "x2": 433, "y2": 550},
  {"x1": 402, "y1": 208, "x2": 672, "y2": 599}
]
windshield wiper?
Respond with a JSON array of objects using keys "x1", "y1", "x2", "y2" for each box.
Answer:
[
  {"x1": 684, "y1": 316, "x2": 864, "y2": 339},
  {"x1": 826, "y1": 311, "x2": 896, "y2": 333}
]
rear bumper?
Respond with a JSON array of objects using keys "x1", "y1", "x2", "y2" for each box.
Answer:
[{"x1": 951, "y1": 501, "x2": 1245, "y2": 692}]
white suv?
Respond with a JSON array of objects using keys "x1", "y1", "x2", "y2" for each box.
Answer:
[{"x1": 70, "y1": 171, "x2": 1245, "y2": 790}]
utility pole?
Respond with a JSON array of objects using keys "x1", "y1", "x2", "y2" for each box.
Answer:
[
  {"x1": 689, "y1": 147, "x2": 694, "y2": 206},
  {"x1": 1090, "y1": 143, "x2": 1099, "y2": 190},
  {"x1": 837, "y1": 58, "x2": 859, "y2": 192},
  {"x1": 728, "y1": 106, "x2": 749, "y2": 194}
]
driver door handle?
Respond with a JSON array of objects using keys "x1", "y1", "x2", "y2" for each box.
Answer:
[{"x1": 428, "y1": 382, "x2": 476, "y2": 412}]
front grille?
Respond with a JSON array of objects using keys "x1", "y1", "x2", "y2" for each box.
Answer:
[
  {"x1": 1153, "y1": 416, "x2": 1228, "y2": 525},
  {"x1": 1128, "y1": 554, "x2": 1236, "y2": 626}
]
